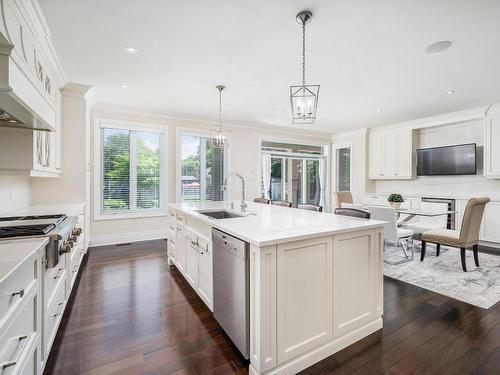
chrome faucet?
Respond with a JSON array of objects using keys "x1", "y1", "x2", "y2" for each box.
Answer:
[{"x1": 223, "y1": 173, "x2": 247, "y2": 212}]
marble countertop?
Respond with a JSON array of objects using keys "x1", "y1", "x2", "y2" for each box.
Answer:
[
  {"x1": 168, "y1": 201, "x2": 385, "y2": 246},
  {"x1": 364, "y1": 192, "x2": 500, "y2": 201},
  {"x1": 0, "y1": 203, "x2": 85, "y2": 217},
  {"x1": 0, "y1": 237, "x2": 48, "y2": 284}
]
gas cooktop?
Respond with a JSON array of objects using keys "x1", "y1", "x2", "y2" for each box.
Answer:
[{"x1": 0, "y1": 214, "x2": 67, "y2": 238}]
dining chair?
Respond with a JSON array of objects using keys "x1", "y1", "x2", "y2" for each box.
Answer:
[
  {"x1": 254, "y1": 198, "x2": 270, "y2": 204},
  {"x1": 297, "y1": 204, "x2": 323, "y2": 212},
  {"x1": 271, "y1": 200, "x2": 293, "y2": 208},
  {"x1": 334, "y1": 208, "x2": 370, "y2": 219},
  {"x1": 421, "y1": 197, "x2": 490, "y2": 272},
  {"x1": 367, "y1": 206, "x2": 414, "y2": 264},
  {"x1": 341, "y1": 203, "x2": 363, "y2": 210},
  {"x1": 334, "y1": 191, "x2": 353, "y2": 208}
]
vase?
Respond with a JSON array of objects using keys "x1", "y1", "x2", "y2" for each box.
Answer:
[{"x1": 389, "y1": 202, "x2": 401, "y2": 209}]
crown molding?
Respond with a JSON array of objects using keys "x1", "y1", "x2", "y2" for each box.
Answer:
[
  {"x1": 333, "y1": 128, "x2": 368, "y2": 138},
  {"x1": 61, "y1": 82, "x2": 93, "y2": 99},
  {"x1": 91, "y1": 103, "x2": 335, "y2": 138}
]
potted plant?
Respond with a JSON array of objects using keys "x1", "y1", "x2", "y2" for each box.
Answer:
[{"x1": 388, "y1": 193, "x2": 404, "y2": 209}]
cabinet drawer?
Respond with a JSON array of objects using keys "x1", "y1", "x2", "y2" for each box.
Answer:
[
  {"x1": 44, "y1": 274, "x2": 66, "y2": 359},
  {"x1": 44, "y1": 258, "x2": 66, "y2": 310},
  {"x1": 168, "y1": 221, "x2": 176, "y2": 238},
  {"x1": 176, "y1": 213, "x2": 186, "y2": 226},
  {"x1": 0, "y1": 291, "x2": 38, "y2": 375},
  {"x1": 0, "y1": 257, "x2": 37, "y2": 333},
  {"x1": 17, "y1": 342, "x2": 38, "y2": 375}
]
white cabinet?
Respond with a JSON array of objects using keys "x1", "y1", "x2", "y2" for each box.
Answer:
[
  {"x1": 484, "y1": 106, "x2": 500, "y2": 178},
  {"x1": 481, "y1": 201, "x2": 500, "y2": 243},
  {"x1": 369, "y1": 128, "x2": 413, "y2": 179},
  {"x1": 175, "y1": 225, "x2": 186, "y2": 273},
  {"x1": 184, "y1": 233, "x2": 199, "y2": 287},
  {"x1": 276, "y1": 236, "x2": 333, "y2": 363},
  {"x1": 184, "y1": 228, "x2": 212, "y2": 309}
]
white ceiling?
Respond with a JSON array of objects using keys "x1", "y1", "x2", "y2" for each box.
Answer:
[{"x1": 39, "y1": 0, "x2": 500, "y2": 134}]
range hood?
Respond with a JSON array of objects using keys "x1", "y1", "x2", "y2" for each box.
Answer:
[{"x1": 0, "y1": 35, "x2": 55, "y2": 131}]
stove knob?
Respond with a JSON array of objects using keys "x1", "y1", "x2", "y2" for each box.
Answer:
[
  {"x1": 72, "y1": 228, "x2": 82, "y2": 236},
  {"x1": 70, "y1": 235, "x2": 78, "y2": 242},
  {"x1": 60, "y1": 243, "x2": 72, "y2": 254}
]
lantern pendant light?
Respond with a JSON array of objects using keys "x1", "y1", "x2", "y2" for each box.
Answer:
[
  {"x1": 290, "y1": 10, "x2": 320, "y2": 124},
  {"x1": 210, "y1": 85, "x2": 230, "y2": 148}
]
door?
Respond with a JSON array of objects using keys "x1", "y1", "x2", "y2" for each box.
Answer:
[
  {"x1": 184, "y1": 235, "x2": 199, "y2": 287},
  {"x1": 369, "y1": 132, "x2": 384, "y2": 178},
  {"x1": 175, "y1": 226, "x2": 186, "y2": 272}
]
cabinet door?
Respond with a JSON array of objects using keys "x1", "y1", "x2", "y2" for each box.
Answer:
[
  {"x1": 383, "y1": 132, "x2": 397, "y2": 177},
  {"x1": 197, "y1": 246, "x2": 213, "y2": 310},
  {"x1": 185, "y1": 240, "x2": 199, "y2": 287},
  {"x1": 485, "y1": 113, "x2": 500, "y2": 178},
  {"x1": 395, "y1": 129, "x2": 412, "y2": 178},
  {"x1": 333, "y1": 229, "x2": 378, "y2": 337},
  {"x1": 369, "y1": 133, "x2": 384, "y2": 179},
  {"x1": 276, "y1": 236, "x2": 333, "y2": 364},
  {"x1": 175, "y1": 227, "x2": 186, "y2": 273}
]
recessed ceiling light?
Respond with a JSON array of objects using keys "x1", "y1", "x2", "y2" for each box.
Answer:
[
  {"x1": 120, "y1": 84, "x2": 128, "y2": 88},
  {"x1": 425, "y1": 41, "x2": 452, "y2": 54},
  {"x1": 447, "y1": 90, "x2": 455, "y2": 95},
  {"x1": 124, "y1": 46, "x2": 138, "y2": 54},
  {"x1": 376, "y1": 109, "x2": 382, "y2": 113},
  {"x1": 273, "y1": 109, "x2": 285, "y2": 114}
]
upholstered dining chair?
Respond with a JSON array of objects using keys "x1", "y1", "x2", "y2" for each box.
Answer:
[
  {"x1": 254, "y1": 198, "x2": 270, "y2": 204},
  {"x1": 271, "y1": 200, "x2": 293, "y2": 208},
  {"x1": 334, "y1": 207, "x2": 370, "y2": 219},
  {"x1": 334, "y1": 191, "x2": 353, "y2": 208},
  {"x1": 298, "y1": 204, "x2": 323, "y2": 212},
  {"x1": 420, "y1": 197, "x2": 490, "y2": 272}
]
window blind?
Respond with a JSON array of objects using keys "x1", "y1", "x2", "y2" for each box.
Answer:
[
  {"x1": 180, "y1": 134, "x2": 226, "y2": 202},
  {"x1": 101, "y1": 127, "x2": 162, "y2": 214}
]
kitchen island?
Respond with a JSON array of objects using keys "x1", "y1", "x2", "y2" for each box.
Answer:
[{"x1": 167, "y1": 201, "x2": 384, "y2": 375}]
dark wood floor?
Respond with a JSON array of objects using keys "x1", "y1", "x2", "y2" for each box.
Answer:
[{"x1": 44, "y1": 240, "x2": 500, "y2": 375}]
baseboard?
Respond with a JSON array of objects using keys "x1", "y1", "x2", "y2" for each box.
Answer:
[
  {"x1": 249, "y1": 318, "x2": 383, "y2": 375},
  {"x1": 90, "y1": 230, "x2": 168, "y2": 247}
]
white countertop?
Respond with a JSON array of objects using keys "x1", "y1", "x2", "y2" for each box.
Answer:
[
  {"x1": 168, "y1": 201, "x2": 385, "y2": 246},
  {"x1": 0, "y1": 237, "x2": 48, "y2": 284},
  {"x1": 0, "y1": 203, "x2": 85, "y2": 217}
]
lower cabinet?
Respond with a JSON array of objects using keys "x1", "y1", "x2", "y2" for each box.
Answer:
[
  {"x1": 276, "y1": 236, "x2": 333, "y2": 363},
  {"x1": 175, "y1": 225, "x2": 186, "y2": 273}
]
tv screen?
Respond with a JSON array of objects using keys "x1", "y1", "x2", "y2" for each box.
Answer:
[{"x1": 417, "y1": 143, "x2": 476, "y2": 176}]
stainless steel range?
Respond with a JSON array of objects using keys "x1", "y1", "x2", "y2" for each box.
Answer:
[{"x1": 0, "y1": 214, "x2": 82, "y2": 268}]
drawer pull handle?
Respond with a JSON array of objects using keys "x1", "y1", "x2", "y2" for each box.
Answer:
[
  {"x1": 11, "y1": 288, "x2": 24, "y2": 298},
  {"x1": 52, "y1": 302, "x2": 64, "y2": 317},
  {"x1": 53, "y1": 267, "x2": 64, "y2": 279},
  {"x1": 0, "y1": 335, "x2": 29, "y2": 369}
]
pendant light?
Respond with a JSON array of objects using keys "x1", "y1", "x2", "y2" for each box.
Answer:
[
  {"x1": 210, "y1": 85, "x2": 230, "y2": 148},
  {"x1": 290, "y1": 10, "x2": 320, "y2": 124}
]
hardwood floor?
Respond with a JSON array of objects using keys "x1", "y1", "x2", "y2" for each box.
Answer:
[{"x1": 44, "y1": 241, "x2": 500, "y2": 375}]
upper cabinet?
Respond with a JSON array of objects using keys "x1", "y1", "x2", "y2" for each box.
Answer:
[
  {"x1": 484, "y1": 105, "x2": 500, "y2": 179},
  {"x1": 369, "y1": 128, "x2": 414, "y2": 179}
]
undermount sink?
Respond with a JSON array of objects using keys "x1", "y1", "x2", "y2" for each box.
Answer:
[{"x1": 195, "y1": 210, "x2": 246, "y2": 219}]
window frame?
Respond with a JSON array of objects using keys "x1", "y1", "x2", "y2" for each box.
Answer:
[
  {"x1": 93, "y1": 118, "x2": 168, "y2": 221},
  {"x1": 333, "y1": 142, "x2": 352, "y2": 192},
  {"x1": 176, "y1": 128, "x2": 230, "y2": 203}
]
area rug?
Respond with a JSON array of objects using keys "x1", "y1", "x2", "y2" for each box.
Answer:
[{"x1": 383, "y1": 241, "x2": 500, "y2": 309}]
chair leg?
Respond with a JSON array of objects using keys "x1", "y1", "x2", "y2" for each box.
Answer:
[
  {"x1": 400, "y1": 239, "x2": 409, "y2": 259},
  {"x1": 473, "y1": 244, "x2": 479, "y2": 267},
  {"x1": 460, "y1": 247, "x2": 467, "y2": 272},
  {"x1": 420, "y1": 240, "x2": 426, "y2": 261},
  {"x1": 436, "y1": 243, "x2": 441, "y2": 257}
]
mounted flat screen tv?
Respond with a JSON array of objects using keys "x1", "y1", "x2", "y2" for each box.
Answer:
[{"x1": 416, "y1": 143, "x2": 476, "y2": 176}]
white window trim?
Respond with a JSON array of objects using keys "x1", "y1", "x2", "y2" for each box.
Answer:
[
  {"x1": 93, "y1": 118, "x2": 168, "y2": 221},
  {"x1": 333, "y1": 142, "x2": 352, "y2": 192},
  {"x1": 176, "y1": 128, "x2": 230, "y2": 202},
  {"x1": 258, "y1": 135, "x2": 331, "y2": 208}
]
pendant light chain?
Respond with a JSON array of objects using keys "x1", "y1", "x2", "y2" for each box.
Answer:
[
  {"x1": 302, "y1": 21, "x2": 306, "y2": 86},
  {"x1": 218, "y1": 86, "x2": 222, "y2": 131}
]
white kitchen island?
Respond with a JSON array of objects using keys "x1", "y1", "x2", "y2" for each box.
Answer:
[{"x1": 167, "y1": 201, "x2": 385, "y2": 375}]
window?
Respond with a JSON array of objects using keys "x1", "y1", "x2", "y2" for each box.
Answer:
[
  {"x1": 178, "y1": 132, "x2": 227, "y2": 202},
  {"x1": 96, "y1": 120, "x2": 165, "y2": 218},
  {"x1": 335, "y1": 145, "x2": 351, "y2": 191},
  {"x1": 261, "y1": 140, "x2": 328, "y2": 209}
]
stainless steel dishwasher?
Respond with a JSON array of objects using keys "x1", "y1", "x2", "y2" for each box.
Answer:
[{"x1": 212, "y1": 228, "x2": 250, "y2": 359}]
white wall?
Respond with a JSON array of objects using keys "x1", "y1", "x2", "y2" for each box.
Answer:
[
  {"x1": 374, "y1": 120, "x2": 500, "y2": 197},
  {"x1": 90, "y1": 109, "x2": 331, "y2": 240},
  {"x1": 0, "y1": 176, "x2": 31, "y2": 213}
]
